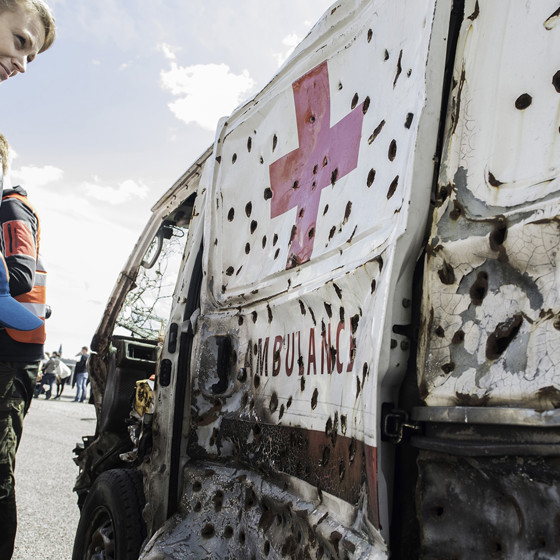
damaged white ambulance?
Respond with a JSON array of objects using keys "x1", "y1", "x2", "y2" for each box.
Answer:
[{"x1": 72, "y1": 1, "x2": 560, "y2": 558}]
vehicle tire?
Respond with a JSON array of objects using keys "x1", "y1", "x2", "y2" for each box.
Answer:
[{"x1": 72, "y1": 468, "x2": 146, "y2": 560}]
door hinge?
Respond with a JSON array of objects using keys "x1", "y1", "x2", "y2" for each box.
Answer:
[{"x1": 382, "y1": 406, "x2": 421, "y2": 444}]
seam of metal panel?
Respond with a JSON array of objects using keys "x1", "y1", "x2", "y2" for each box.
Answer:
[{"x1": 412, "y1": 405, "x2": 560, "y2": 426}]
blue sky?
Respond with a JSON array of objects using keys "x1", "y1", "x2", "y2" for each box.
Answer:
[{"x1": 1, "y1": 0, "x2": 333, "y2": 357}]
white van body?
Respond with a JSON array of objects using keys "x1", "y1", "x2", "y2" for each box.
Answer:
[{"x1": 73, "y1": 2, "x2": 560, "y2": 559}]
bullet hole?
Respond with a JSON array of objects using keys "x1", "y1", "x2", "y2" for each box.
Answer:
[
  {"x1": 435, "y1": 326, "x2": 445, "y2": 337},
  {"x1": 344, "y1": 201, "x2": 352, "y2": 222},
  {"x1": 356, "y1": 376, "x2": 361, "y2": 397},
  {"x1": 289, "y1": 225, "x2": 297, "y2": 244},
  {"x1": 245, "y1": 202, "x2": 252, "y2": 217},
  {"x1": 489, "y1": 218, "x2": 508, "y2": 251},
  {"x1": 324, "y1": 302, "x2": 333, "y2": 318},
  {"x1": 470, "y1": 270, "x2": 488, "y2": 305},
  {"x1": 489, "y1": 539, "x2": 504, "y2": 555},
  {"x1": 367, "y1": 28, "x2": 373, "y2": 42},
  {"x1": 228, "y1": 208, "x2": 235, "y2": 221},
  {"x1": 438, "y1": 260, "x2": 456, "y2": 285},
  {"x1": 449, "y1": 200, "x2": 464, "y2": 221},
  {"x1": 553, "y1": 71, "x2": 560, "y2": 93},
  {"x1": 224, "y1": 526, "x2": 234, "y2": 539},
  {"x1": 384, "y1": 49, "x2": 389, "y2": 61},
  {"x1": 245, "y1": 243, "x2": 251, "y2": 254},
  {"x1": 232, "y1": 153, "x2": 238, "y2": 164},
  {"x1": 193, "y1": 501, "x2": 202, "y2": 512},
  {"x1": 351, "y1": 93, "x2": 359, "y2": 110},
  {"x1": 279, "y1": 404, "x2": 285, "y2": 419},
  {"x1": 267, "y1": 305, "x2": 273, "y2": 323},
  {"x1": 393, "y1": 49, "x2": 403, "y2": 88},
  {"x1": 270, "y1": 392, "x2": 278, "y2": 413},
  {"x1": 201, "y1": 524, "x2": 216, "y2": 539},
  {"x1": 388, "y1": 140, "x2": 397, "y2": 161},
  {"x1": 362, "y1": 96, "x2": 370, "y2": 114},
  {"x1": 252, "y1": 311, "x2": 258, "y2": 323},
  {"x1": 264, "y1": 541, "x2": 271, "y2": 556},
  {"x1": 292, "y1": 180, "x2": 299, "y2": 190},
  {"x1": 261, "y1": 235, "x2": 267, "y2": 249},
  {"x1": 323, "y1": 156, "x2": 328, "y2": 167},
  {"x1": 247, "y1": 137, "x2": 252, "y2": 152},
  {"x1": 213, "y1": 491, "x2": 224, "y2": 512},
  {"x1": 350, "y1": 314, "x2": 360, "y2": 333},
  {"x1": 441, "y1": 362, "x2": 455, "y2": 374},
  {"x1": 515, "y1": 93, "x2": 532, "y2": 110},
  {"x1": 431, "y1": 506, "x2": 445, "y2": 519},
  {"x1": 225, "y1": 266, "x2": 234, "y2": 276},
  {"x1": 287, "y1": 396, "x2": 292, "y2": 408},
  {"x1": 407, "y1": 69, "x2": 412, "y2": 77},
  {"x1": 322, "y1": 446, "x2": 331, "y2": 466},
  {"x1": 193, "y1": 480, "x2": 202, "y2": 492},
  {"x1": 367, "y1": 169, "x2": 376, "y2": 187},
  {"x1": 405, "y1": 112, "x2": 414, "y2": 129},
  {"x1": 331, "y1": 167, "x2": 339, "y2": 185},
  {"x1": 250, "y1": 220, "x2": 258, "y2": 234},
  {"x1": 488, "y1": 172, "x2": 503, "y2": 187},
  {"x1": 306, "y1": 227, "x2": 314, "y2": 240},
  {"x1": 339, "y1": 460, "x2": 346, "y2": 481},
  {"x1": 272, "y1": 134, "x2": 278, "y2": 151},
  {"x1": 311, "y1": 388, "x2": 319, "y2": 409},
  {"x1": 323, "y1": 204, "x2": 329, "y2": 215},
  {"x1": 300, "y1": 371, "x2": 305, "y2": 390},
  {"x1": 238, "y1": 316, "x2": 244, "y2": 326},
  {"x1": 273, "y1": 233, "x2": 278, "y2": 246},
  {"x1": 274, "y1": 248, "x2": 280, "y2": 260},
  {"x1": 299, "y1": 300, "x2": 307, "y2": 315},
  {"x1": 325, "y1": 416, "x2": 333, "y2": 436},
  {"x1": 468, "y1": 0, "x2": 479, "y2": 20},
  {"x1": 309, "y1": 114, "x2": 316, "y2": 124},
  {"x1": 215, "y1": 155, "x2": 222, "y2": 164},
  {"x1": 329, "y1": 226, "x2": 336, "y2": 241},
  {"x1": 368, "y1": 120, "x2": 385, "y2": 144},
  {"x1": 387, "y1": 175, "x2": 399, "y2": 199},
  {"x1": 309, "y1": 307, "x2": 316, "y2": 325},
  {"x1": 349, "y1": 437, "x2": 357, "y2": 464},
  {"x1": 486, "y1": 314, "x2": 523, "y2": 360},
  {"x1": 334, "y1": 283, "x2": 342, "y2": 299},
  {"x1": 371, "y1": 279, "x2": 376, "y2": 293},
  {"x1": 239, "y1": 530, "x2": 246, "y2": 545},
  {"x1": 253, "y1": 375, "x2": 261, "y2": 389},
  {"x1": 452, "y1": 330, "x2": 465, "y2": 344},
  {"x1": 260, "y1": 156, "x2": 264, "y2": 164}
]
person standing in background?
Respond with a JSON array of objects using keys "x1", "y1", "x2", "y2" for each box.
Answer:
[{"x1": 74, "y1": 347, "x2": 89, "y2": 403}]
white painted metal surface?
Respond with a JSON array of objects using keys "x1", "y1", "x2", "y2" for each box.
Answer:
[{"x1": 419, "y1": 0, "x2": 560, "y2": 407}]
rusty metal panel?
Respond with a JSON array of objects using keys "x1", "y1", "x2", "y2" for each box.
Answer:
[{"x1": 418, "y1": 0, "x2": 560, "y2": 408}]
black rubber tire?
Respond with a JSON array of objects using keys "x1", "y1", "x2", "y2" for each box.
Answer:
[{"x1": 72, "y1": 469, "x2": 146, "y2": 560}]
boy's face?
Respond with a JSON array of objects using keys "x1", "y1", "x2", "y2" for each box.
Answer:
[{"x1": 0, "y1": 6, "x2": 45, "y2": 82}]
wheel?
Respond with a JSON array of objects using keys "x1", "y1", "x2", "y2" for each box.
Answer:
[{"x1": 72, "y1": 469, "x2": 146, "y2": 560}]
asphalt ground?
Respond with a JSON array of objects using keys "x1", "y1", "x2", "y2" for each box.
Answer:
[{"x1": 12, "y1": 393, "x2": 97, "y2": 560}]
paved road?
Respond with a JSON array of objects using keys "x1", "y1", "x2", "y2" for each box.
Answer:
[{"x1": 12, "y1": 394, "x2": 97, "y2": 560}]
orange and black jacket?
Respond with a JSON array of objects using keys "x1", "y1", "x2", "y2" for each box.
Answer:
[{"x1": 0, "y1": 186, "x2": 45, "y2": 362}]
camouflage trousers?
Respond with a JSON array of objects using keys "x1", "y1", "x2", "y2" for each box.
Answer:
[{"x1": 0, "y1": 361, "x2": 39, "y2": 560}]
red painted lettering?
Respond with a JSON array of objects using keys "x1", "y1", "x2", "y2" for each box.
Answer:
[
  {"x1": 272, "y1": 335, "x2": 283, "y2": 376},
  {"x1": 307, "y1": 328, "x2": 317, "y2": 375}
]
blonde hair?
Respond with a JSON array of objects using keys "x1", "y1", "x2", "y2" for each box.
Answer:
[
  {"x1": 0, "y1": 134, "x2": 8, "y2": 175},
  {"x1": 0, "y1": 0, "x2": 56, "y2": 53}
]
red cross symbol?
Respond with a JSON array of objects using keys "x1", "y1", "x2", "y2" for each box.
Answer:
[{"x1": 269, "y1": 61, "x2": 365, "y2": 269}]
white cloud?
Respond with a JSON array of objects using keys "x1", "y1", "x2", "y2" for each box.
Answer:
[
  {"x1": 160, "y1": 61, "x2": 256, "y2": 131},
  {"x1": 82, "y1": 177, "x2": 150, "y2": 205},
  {"x1": 11, "y1": 165, "x2": 64, "y2": 188},
  {"x1": 274, "y1": 33, "x2": 302, "y2": 67},
  {"x1": 158, "y1": 43, "x2": 177, "y2": 62}
]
